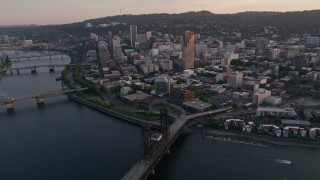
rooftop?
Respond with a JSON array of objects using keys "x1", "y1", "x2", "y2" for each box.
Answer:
[
  {"x1": 255, "y1": 89, "x2": 270, "y2": 95},
  {"x1": 123, "y1": 91, "x2": 152, "y2": 101},
  {"x1": 155, "y1": 75, "x2": 169, "y2": 83},
  {"x1": 257, "y1": 107, "x2": 297, "y2": 116},
  {"x1": 281, "y1": 119, "x2": 311, "y2": 126},
  {"x1": 183, "y1": 100, "x2": 212, "y2": 110}
]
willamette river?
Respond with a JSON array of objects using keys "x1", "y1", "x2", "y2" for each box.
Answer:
[{"x1": 0, "y1": 52, "x2": 320, "y2": 180}]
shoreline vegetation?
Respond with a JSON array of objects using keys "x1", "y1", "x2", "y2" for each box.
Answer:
[
  {"x1": 68, "y1": 94, "x2": 160, "y2": 127},
  {"x1": 187, "y1": 129, "x2": 320, "y2": 148},
  {"x1": 0, "y1": 55, "x2": 11, "y2": 75},
  {"x1": 60, "y1": 51, "x2": 160, "y2": 123}
]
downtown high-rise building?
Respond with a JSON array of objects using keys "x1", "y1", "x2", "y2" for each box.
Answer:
[
  {"x1": 182, "y1": 31, "x2": 195, "y2": 69},
  {"x1": 269, "y1": 48, "x2": 281, "y2": 60},
  {"x1": 256, "y1": 38, "x2": 269, "y2": 50},
  {"x1": 98, "y1": 41, "x2": 111, "y2": 62},
  {"x1": 112, "y1": 36, "x2": 122, "y2": 61},
  {"x1": 228, "y1": 71, "x2": 243, "y2": 89},
  {"x1": 130, "y1": 25, "x2": 137, "y2": 48}
]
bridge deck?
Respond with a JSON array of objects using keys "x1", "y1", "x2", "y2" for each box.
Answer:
[
  {"x1": 122, "y1": 107, "x2": 232, "y2": 180},
  {"x1": 0, "y1": 88, "x2": 88, "y2": 105},
  {"x1": 7, "y1": 64, "x2": 76, "y2": 71},
  {"x1": 8, "y1": 53, "x2": 61, "y2": 59}
]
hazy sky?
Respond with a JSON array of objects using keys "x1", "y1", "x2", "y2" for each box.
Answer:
[{"x1": 0, "y1": 0, "x2": 319, "y2": 25}]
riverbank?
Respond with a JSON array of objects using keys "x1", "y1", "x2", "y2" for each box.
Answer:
[
  {"x1": 187, "y1": 129, "x2": 320, "y2": 148},
  {"x1": 0, "y1": 55, "x2": 12, "y2": 78},
  {"x1": 69, "y1": 94, "x2": 160, "y2": 128}
]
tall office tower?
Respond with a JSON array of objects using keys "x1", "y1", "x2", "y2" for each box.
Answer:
[
  {"x1": 130, "y1": 25, "x2": 138, "y2": 48},
  {"x1": 256, "y1": 38, "x2": 269, "y2": 50},
  {"x1": 107, "y1": 31, "x2": 113, "y2": 41},
  {"x1": 1, "y1": 35, "x2": 9, "y2": 44},
  {"x1": 114, "y1": 44, "x2": 123, "y2": 61},
  {"x1": 182, "y1": 31, "x2": 195, "y2": 69},
  {"x1": 146, "y1": 31, "x2": 152, "y2": 41},
  {"x1": 112, "y1": 36, "x2": 122, "y2": 61},
  {"x1": 228, "y1": 72, "x2": 243, "y2": 89},
  {"x1": 269, "y1": 48, "x2": 281, "y2": 60},
  {"x1": 98, "y1": 41, "x2": 111, "y2": 63},
  {"x1": 306, "y1": 37, "x2": 319, "y2": 48},
  {"x1": 112, "y1": 36, "x2": 121, "y2": 51}
]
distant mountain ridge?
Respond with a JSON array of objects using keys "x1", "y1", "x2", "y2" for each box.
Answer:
[
  {"x1": 233, "y1": 11, "x2": 282, "y2": 17},
  {"x1": 1, "y1": 10, "x2": 319, "y2": 40},
  {"x1": 78, "y1": 10, "x2": 318, "y2": 24},
  {"x1": 71, "y1": 10, "x2": 320, "y2": 35}
]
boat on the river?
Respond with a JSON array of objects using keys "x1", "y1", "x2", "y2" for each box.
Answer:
[{"x1": 275, "y1": 159, "x2": 295, "y2": 165}]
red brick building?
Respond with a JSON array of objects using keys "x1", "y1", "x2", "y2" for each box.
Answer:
[{"x1": 169, "y1": 88, "x2": 195, "y2": 104}]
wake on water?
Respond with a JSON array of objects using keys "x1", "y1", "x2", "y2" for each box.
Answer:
[{"x1": 275, "y1": 159, "x2": 295, "y2": 165}]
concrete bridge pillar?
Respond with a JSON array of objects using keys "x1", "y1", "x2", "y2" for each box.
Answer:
[
  {"x1": 31, "y1": 66, "x2": 37, "y2": 74},
  {"x1": 49, "y1": 65, "x2": 55, "y2": 72},
  {"x1": 36, "y1": 96, "x2": 45, "y2": 105},
  {"x1": 5, "y1": 102, "x2": 14, "y2": 111}
]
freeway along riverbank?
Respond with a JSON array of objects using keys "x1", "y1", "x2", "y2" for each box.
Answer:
[{"x1": 188, "y1": 129, "x2": 320, "y2": 148}]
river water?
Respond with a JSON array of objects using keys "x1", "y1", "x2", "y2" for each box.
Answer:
[
  {"x1": 0, "y1": 52, "x2": 140, "y2": 179},
  {"x1": 1, "y1": 51, "x2": 320, "y2": 180}
]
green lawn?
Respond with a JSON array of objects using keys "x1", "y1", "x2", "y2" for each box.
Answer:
[
  {"x1": 153, "y1": 103, "x2": 177, "y2": 114},
  {"x1": 113, "y1": 107, "x2": 159, "y2": 121}
]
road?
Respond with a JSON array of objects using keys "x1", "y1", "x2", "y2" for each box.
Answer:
[
  {"x1": 148, "y1": 99, "x2": 187, "y2": 120},
  {"x1": 122, "y1": 106, "x2": 233, "y2": 180}
]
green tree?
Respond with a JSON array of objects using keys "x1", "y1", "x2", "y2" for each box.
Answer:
[
  {"x1": 289, "y1": 76, "x2": 301, "y2": 86},
  {"x1": 314, "y1": 81, "x2": 320, "y2": 90},
  {"x1": 274, "y1": 117, "x2": 282, "y2": 126},
  {"x1": 232, "y1": 103, "x2": 239, "y2": 109}
]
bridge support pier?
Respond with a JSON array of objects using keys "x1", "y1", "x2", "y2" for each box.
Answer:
[
  {"x1": 49, "y1": 65, "x2": 55, "y2": 72},
  {"x1": 5, "y1": 102, "x2": 14, "y2": 111},
  {"x1": 36, "y1": 96, "x2": 45, "y2": 105},
  {"x1": 31, "y1": 66, "x2": 37, "y2": 74}
]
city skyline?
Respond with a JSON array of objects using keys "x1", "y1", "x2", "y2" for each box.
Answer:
[{"x1": 0, "y1": 0, "x2": 319, "y2": 25}]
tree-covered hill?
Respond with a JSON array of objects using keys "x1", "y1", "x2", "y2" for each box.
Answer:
[{"x1": 1, "y1": 10, "x2": 319, "y2": 41}]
